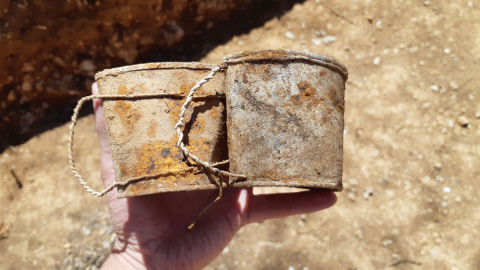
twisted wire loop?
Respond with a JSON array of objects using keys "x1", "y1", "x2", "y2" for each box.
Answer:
[{"x1": 174, "y1": 65, "x2": 247, "y2": 180}]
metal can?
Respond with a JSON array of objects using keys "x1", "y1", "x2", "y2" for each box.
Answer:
[
  {"x1": 95, "y1": 63, "x2": 227, "y2": 197},
  {"x1": 223, "y1": 50, "x2": 348, "y2": 191}
]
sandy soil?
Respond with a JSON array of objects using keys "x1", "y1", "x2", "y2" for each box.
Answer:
[{"x1": 1, "y1": 0, "x2": 479, "y2": 269}]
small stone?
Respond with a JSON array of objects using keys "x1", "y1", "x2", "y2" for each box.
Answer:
[
  {"x1": 22, "y1": 81, "x2": 32, "y2": 92},
  {"x1": 288, "y1": 266, "x2": 295, "y2": 270},
  {"x1": 79, "y1": 59, "x2": 95, "y2": 72},
  {"x1": 434, "y1": 162, "x2": 442, "y2": 170},
  {"x1": 443, "y1": 187, "x2": 451, "y2": 193},
  {"x1": 373, "y1": 56, "x2": 381, "y2": 65},
  {"x1": 322, "y1": 35, "x2": 337, "y2": 44},
  {"x1": 455, "y1": 196, "x2": 462, "y2": 202},
  {"x1": 347, "y1": 192, "x2": 356, "y2": 202},
  {"x1": 421, "y1": 176, "x2": 431, "y2": 184},
  {"x1": 457, "y1": 116, "x2": 469, "y2": 127},
  {"x1": 444, "y1": 48, "x2": 451, "y2": 54},
  {"x1": 475, "y1": 112, "x2": 480, "y2": 119},
  {"x1": 285, "y1": 31, "x2": 296, "y2": 40},
  {"x1": 21, "y1": 62, "x2": 34, "y2": 73},
  {"x1": 423, "y1": 0, "x2": 430, "y2": 6},
  {"x1": 435, "y1": 175, "x2": 444, "y2": 182},
  {"x1": 311, "y1": 38, "x2": 322, "y2": 46},
  {"x1": 382, "y1": 239, "x2": 393, "y2": 247},
  {"x1": 7, "y1": 91, "x2": 15, "y2": 102},
  {"x1": 449, "y1": 81, "x2": 459, "y2": 90},
  {"x1": 430, "y1": 85, "x2": 439, "y2": 92},
  {"x1": 363, "y1": 188, "x2": 373, "y2": 200},
  {"x1": 314, "y1": 29, "x2": 326, "y2": 37},
  {"x1": 441, "y1": 201, "x2": 448, "y2": 207},
  {"x1": 81, "y1": 226, "x2": 92, "y2": 236}
]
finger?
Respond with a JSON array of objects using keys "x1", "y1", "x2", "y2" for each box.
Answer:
[
  {"x1": 92, "y1": 83, "x2": 110, "y2": 155},
  {"x1": 246, "y1": 189, "x2": 337, "y2": 224},
  {"x1": 92, "y1": 83, "x2": 116, "y2": 189}
]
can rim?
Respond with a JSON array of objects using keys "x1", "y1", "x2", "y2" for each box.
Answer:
[
  {"x1": 223, "y1": 50, "x2": 348, "y2": 80},
  {"x1": 95, "y1": 62, "x2": 219, "y2": 81}
]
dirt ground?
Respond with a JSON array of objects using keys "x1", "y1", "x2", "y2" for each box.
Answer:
[{"x1": 1, "y1": 0, "x2": 479, "y2": 269}]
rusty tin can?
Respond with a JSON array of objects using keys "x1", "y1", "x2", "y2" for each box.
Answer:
[
  {"x1": 223, "y1": 50, "x2": 348, "y2": 191},
  {"x1": 95, "y1": 63, "x2": 227, "y2": 197}
]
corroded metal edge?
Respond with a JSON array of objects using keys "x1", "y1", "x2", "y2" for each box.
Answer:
[
  {"x1": 117, "y1": 183, "x2": 224, "y2": 198},
  {"x1": 95, "y1": 62, "x2": 219, "y2": 81},
  {"x1": 223, "y1": 50, "x2": 348, "y2": 80},
  {"x1": 231, "y1": 179, "x2": 343, "y2": 191}
]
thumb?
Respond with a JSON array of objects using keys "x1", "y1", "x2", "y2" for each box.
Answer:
[{"x1": 246, "y1": 189, "x2": 337, "y2": 224}]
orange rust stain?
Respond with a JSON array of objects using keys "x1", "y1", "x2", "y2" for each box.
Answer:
[
  {"x1": 247, "y1": 50, "x2": 289, "y2": 60},
  {"x1": 327, "y1": 88, "x2": 344, "y2": 113},
  {"x1": 166, "y1": 99, "x2": 182, "y2": 127},
  {"x1": 319, "y1": 70, "x2": 327, "y2": 76},
  {"x1": 259, "y1": 170, "x2": 310, "y2": 183},
  {"x1": 209, "y1": 106, "x2": 220, "y2": 119},
  {"x1": 180, "y1": 82, "x2": 208, "y2": 96},
  {"x1": 185, "y1": 137, "x2": 213, "y2": 160},
  {"x1": 261, "y1": 65, "x2": 276, "y2": 82},
  {"x1": 242, "y1": 74, "x2": 249, "y2": 83},
  {"x1": 147, "y1": 120, "x2": 159, "y2": 138},
  {"x1": 118, "y1": 85, "x2": 131, "y2": 95},
  {"x1": 291, "y1": 82, "x2": 319, "y2": 107},
  {"x1": 119, "y1": 163, "x2": 130, "y2": 177},
  {"x1": 130, "y1": 139, "x2": 186, "y2": 178},
  {"x1": 180, "y1": 83, "x2": 196, "y2": 95},
  {"x1": 114, "y1": 100, "x2": 143, "y2": 131}
]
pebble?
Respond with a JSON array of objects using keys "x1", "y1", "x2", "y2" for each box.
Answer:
[
  {"x1": 449, "y1": 81, "x2": 459, "y2": 90},
  {"x1": 81, "y1": 226, "x2": 92, "y2": 236},
  {"x1": 311, "y1": 38, "x2": 322, "y2": 46},
  {"x1": 314, "y1": 29, "x2": 326, "y2": 37},
  {"x1": 21, "y1": 62, "x2": 34, "y2": 73},
  {"x1": 430, "y1": 85, "x2": 439, "y2": 92},
  {"x1": 443, "y1": 187, "x2": 451, "y2": 193},
  {"x1": 22, "y1": 81, "x2": 32, "y2": 92},
  {"x1": 79, "y1": 59, "x2": 95, "y2": 72},
  {"x1": 434, "y1": 162, "x2": 442, "y2": 170},
  {"x1": 373, "y1": 56, "x2": 381, "y2": 65},
  {"x1": 322, "y1": 35, "x2": 337, "y2": 44},
  {"x1": 363, "y1": 188, "x2": 373, "y2": 200},
  {"x1": 444, "y1": 48, "x2": 451, "y2": 54},
  {"x1": 457, "y1": 116, "x2": 469, "y2": 127},
  {"x1": 382, "y1": 239, "x2": 393, "y2": 247},
  {"x1": 347, "y1": 192, "x2": 356, "y2": 201},
  {"x1": 285, "y1": 31, "x2": 296, "y2": 40},
  {"x1": 475, "y1": 111, "x2": 480, "y2": 119},
  {"x1": 435, "y1": 175, "x2": 444, "y2": 182}
]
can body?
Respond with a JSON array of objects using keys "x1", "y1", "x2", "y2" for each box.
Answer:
[
  {"x1": 224, "y1": 50, "x2": 348, "y2": 191},
  {"x1": 95, "y1": 63, "x2": 227, "y2": 197}
]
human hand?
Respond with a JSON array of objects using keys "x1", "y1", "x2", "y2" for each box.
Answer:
[{"x1": 92, "y1": 83, "x2": 337, "y2": 270}]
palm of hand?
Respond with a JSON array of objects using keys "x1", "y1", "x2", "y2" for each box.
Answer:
[{"x1": 93, "y1": 84, "x2": 336, "y2": 270}]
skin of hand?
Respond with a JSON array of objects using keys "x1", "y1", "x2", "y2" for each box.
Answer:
[{"x1": 92, "y1": 83, "x2": 337, "y2": 270}]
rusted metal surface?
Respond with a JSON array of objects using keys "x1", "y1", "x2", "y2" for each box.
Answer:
[
  {"x1": 224, "y1": 50, "x2": 348, "y2": 191},
  {"x1": 95, "y1": 63, "x2": 227, "y2": 198}
]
